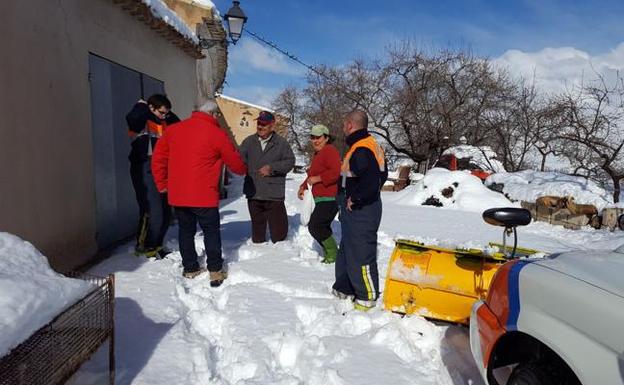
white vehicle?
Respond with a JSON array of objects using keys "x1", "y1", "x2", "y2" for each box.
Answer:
[{"x1": 470, "y1": 209, "x2": 624, "y2": 385}]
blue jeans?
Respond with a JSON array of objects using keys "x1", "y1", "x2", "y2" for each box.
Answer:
[{"x1": 175, "y1": 207, "x2": 222, "y2": 273}]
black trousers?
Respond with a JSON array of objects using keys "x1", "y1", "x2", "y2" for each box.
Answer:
[
  {"x1": 247, "y1": 200, "x2": 288, "y2": 243},
  {"x1": 175, "y1": 207, "x2": 222, "y2": 273},
  {"x1": 130, "y1": 160, "x2": 171, "y2": 249},
  {"x1": 308, "y1": 200, "x2": 338, "y2": 244}
]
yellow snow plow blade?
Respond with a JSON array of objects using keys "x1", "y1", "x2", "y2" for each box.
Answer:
[{"x1": 383, "y1": 239, "x2": 537, "y2": 324}]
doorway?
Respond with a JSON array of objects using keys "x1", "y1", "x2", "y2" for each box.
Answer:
[{"x1": 88, "y1": 54, "x2": 165, "y2": 250}]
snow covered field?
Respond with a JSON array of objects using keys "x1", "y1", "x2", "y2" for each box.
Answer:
[{"x1": 67, "y1": 173, "x2": 624, "y2": 385}]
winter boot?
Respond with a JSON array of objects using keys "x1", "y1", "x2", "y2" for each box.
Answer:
[
  {"x1": 143, "y1": 246, "x2": 163, "y2": 259},
  {"x1": 209, "y1": 270, "x2": 228, "y2": 288},
  {"x1": 183, "y1": 268, "x2": 207, "y2": 279},
  {"x1": 321, "y1": 236, "x2": 338, "y2": 264}
]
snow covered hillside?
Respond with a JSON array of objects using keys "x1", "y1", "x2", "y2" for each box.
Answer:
[{"x1": 69, "y1": 174, "x2": 624, "y2": 384}]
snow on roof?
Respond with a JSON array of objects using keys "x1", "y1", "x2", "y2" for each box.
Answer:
[
  {"x1": 0, "y1": 233, "x2": 94, "y2": 357},
  {"x1": 190, "y1": 0, "x2": 216, "y2": 10},
  {"x1": 142, "y1": 0, "x2": 200, "y2": 43},
  {"x1": 386, "y1": 168, "x2": 516, "y2": 213},
  {"x1": 443, "y1": 145, "x2": 506, "y2": 173},
  {"x1": 486, "y1": 170, "x2": 614, "y2": 210},
  {"x1": 216, "y1": 93, "x2": 275, "y2": 113}
]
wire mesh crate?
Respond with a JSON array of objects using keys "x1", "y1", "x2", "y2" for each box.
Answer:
[{"x1": 0, "y1": 273, "x2": 115, "y2": 385}]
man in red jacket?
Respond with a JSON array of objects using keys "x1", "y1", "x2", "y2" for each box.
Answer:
[{"x1": 151, "y1": 100, "x2": 247, "y2": 286}]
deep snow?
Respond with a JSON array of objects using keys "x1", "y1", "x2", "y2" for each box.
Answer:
[
  {"x1": 0, "y1": 233, "x2": 94, "y2": 357},
  {"x1": 486, "y1": 170, "x2": 620, "y2": 210},
  {"x1": 37, "y1": 172, "x2": 624, "y2": 384},
  {"x1": 390, "y1": 168, "x2": 516, "y2": 213}
]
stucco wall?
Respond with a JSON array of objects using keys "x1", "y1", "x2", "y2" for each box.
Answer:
[{"x1": 0, "y1": 0, "x2": 198, "y2": 271}]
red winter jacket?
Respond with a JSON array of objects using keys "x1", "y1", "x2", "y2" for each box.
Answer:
[
  {"x1": 151, "y1": 112, "x2": 247, "y2": 207},
  {"x1": 300, "y1": 144, "x2": 341, "y2": 198}
]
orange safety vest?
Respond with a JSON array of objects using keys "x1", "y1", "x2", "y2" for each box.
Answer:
[
  {"x1": 128, "y1": 120, "x2": 168, "y2": 156},
  {"x1": 341, "y1": 135, "x2": 386, "y2": 188},
  {"x1": 128, "y1": 120, "x2": 167, "y2": 138},
  {"x1": 147, "y1": 120, "x2": 167, "y2": 137}
]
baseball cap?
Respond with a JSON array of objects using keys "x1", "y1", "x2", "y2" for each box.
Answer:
[
  {"x1": 255, "y1": 110, "x2": 275, "y2": 126},
  {"x1": 310, "y1": 124, "x2": 330, "y2": 137}
]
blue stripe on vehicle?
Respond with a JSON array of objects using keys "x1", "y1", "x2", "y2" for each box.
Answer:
[{"x1": 506, "y1": 260, "x2": 531, "y2": 331}]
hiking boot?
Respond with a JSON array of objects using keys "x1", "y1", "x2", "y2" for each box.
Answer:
[
  {"x1": 321, "y1": 236, "x2": 338, "y2": 264},
  {"x1": 182, "y1": 268, "x2": 207, "y2": 279},
  {"x1": 331, "y1": 288, "x2": 355, "y2": 301},
  {"x1": 209, "y1": 270, "x2": 228, "y2": 287},
  {"x1": 354, "y1": 299, "x2": 376, "y2": 312},
  {"x1": 143, "y1": 246, "x2": 163, "y2": 259}
]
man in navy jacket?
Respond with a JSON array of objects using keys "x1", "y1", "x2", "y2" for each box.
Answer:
[
  {"x1": 332, "y1": 109, "x2": 388, "y2": 311},
  {"x1": 126, "y1": 94, "x2": 180, "y2": 258}
]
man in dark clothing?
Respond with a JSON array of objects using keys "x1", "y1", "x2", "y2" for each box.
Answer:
[
  {"x1": 151, "y1": 100, "x2": 247, "y2": 286},
  {"x1": 126, "y1": 94, "x2": 180, "y2": 258},
  {"x1": 332, "y1": 109, "x2": 388, "y2": 311},
  {"x1": 239, "y1": 111, "x2": 295, "y2": 243}
]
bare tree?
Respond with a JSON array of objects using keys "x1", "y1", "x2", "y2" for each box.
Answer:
[
  {"x1": 317, "y1": 46, "x2": 513, "y2": 166},
  {"x1": 557, "y1": 74, "x2": 624, "y2": 202},
  {"x1": 274, "y1": 43, "x2": 580, "y2": 178},
  {"x1": 273, "y1": 86, "x2": 307, "y2": 154},
  {"x1": 483, "y1": 80, "x2": 565, "y2": 172}
]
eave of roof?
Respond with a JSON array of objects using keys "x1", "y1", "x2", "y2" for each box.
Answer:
[
  {"x1": 112, "y1": 0, "x2": 205, "y2": 59},
  {"x1": 216, "y1": 93, "x2": 275, "y2": 113}
]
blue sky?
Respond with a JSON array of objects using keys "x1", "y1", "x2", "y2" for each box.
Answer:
[{"x1": 209, "y1": 0, "x2": 624, "y2": 107}]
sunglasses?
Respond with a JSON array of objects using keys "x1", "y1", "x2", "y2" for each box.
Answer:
[
  {"x1": 310, "y1": 135, "x2": 324, "y2": 139},
  {"x1": 152, "y1": 108, "x2": 169, "y2": 118}
]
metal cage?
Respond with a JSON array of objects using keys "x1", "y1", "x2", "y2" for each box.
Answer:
[{"x1": 0, "y1": 273, "x2": 115, "y2": 385}]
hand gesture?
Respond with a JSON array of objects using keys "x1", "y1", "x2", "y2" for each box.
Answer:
[
  {"x1": 346, "y1": 197, "x2": 354, "y2": 212},
  {"x1": 297, "y1": 187, "x2": 305, "y2": 200},
  {"x1": 258, "y1": 165, "x2": 271, "y2": 177}
]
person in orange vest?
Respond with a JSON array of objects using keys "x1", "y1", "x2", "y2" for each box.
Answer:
[
  {"x1": 332, "y1": 109, "x2": 387, "y2": 311},
  {"x1": 126, "y1": 94, "x2": 180, "y2": 258}
]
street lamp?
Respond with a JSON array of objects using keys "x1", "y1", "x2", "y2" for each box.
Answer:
[
  {"x1": 199, "y1": 1, "x2": 248, "y2": 49},
  {"x1": 224, "y1": 1, "x2": 247, "y2": 44}
]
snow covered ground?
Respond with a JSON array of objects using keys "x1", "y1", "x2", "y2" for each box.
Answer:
[
  {"x1": 0, "y1": 233, "x2": 94, "y2": 358},
  {"x1": 391, "y1": 168, "x2": 516, "y2": 213},
  {"x1": 443, "y1": 145, "x2": 506, "y2": 173},
  {"x1": 486, "y1": 170, "x2": 617, "y2": 209},
  {"x1": 65, "y1": 173, "x2": 624, "y2": 385}
]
